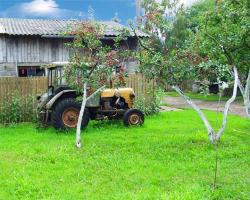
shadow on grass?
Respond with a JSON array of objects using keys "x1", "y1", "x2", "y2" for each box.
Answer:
[
  {"x1": 34, "y1": 119, "x2": 127, "y2": 135},
  {"x1": 91, "y1": 119, "x2": 124, "y2": 128}
]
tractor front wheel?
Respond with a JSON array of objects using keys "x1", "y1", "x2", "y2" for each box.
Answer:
[
  {"x1": 51, "y1": 98, "x2": 89, "y2": 130},
  {"x1": 123, "y1": 109, "x2": 144, "y2": 126}
]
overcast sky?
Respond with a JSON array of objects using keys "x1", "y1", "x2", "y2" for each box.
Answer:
[{"x1": 0, "y1": 0, "x2": 198, "y2": 24}]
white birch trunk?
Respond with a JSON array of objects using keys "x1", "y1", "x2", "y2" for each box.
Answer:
[
  {"x1": 76, "y1": 82, "x2": 87, "y2": 148},
  {"x1": 238, "y1": 79, "x2": 245, "y2": 98},
  {"x1": 215, "y1": 66, "x2": 238, "y2": 140},
  {"x1": 244, "y1": 69, "x2": 250, "y2": 118},
  {"x1": 75, "y1": 85, "x2": 105, "y2": 148},
  {"x1": 86, "y1": 86, "x2": 106, "y2": 101},
  {"x1": 172, "y1": 85, "x2": 215, "y2": 143},
  {"x1": 172, "y1": 66, "x2": 239, "y2": 143},
  {"x1": 238, "y1": 69, "x2": 250, "y2": 118}
]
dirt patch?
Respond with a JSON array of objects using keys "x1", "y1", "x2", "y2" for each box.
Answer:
[
  {"x1": 160, "y1": 106, "x2": 182, "y2": 112},
  {"x1": 163, "y1": 96, "x2": 247, "y2": 117}
]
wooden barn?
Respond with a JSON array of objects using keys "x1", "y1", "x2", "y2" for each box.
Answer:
[{"x1": 0, "y1": 18, "x2": 145, "y2": 77}]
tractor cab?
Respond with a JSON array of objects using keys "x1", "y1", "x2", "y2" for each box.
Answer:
[
  {"x1": 37, "y1": 63, "x2": 71, "y2": 113},
  {"x1": 46, "y1": 62, "x2": 69, "y2": 96}
]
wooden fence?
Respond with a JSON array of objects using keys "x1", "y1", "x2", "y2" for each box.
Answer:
[
  {"x1": 0, "y1": 77, "x2": 48, "y2": 123},
  {"x1": 126, "y1": 73, "x2": 155, "y2": 101},
  {"x1": 0, "y1": 77, "x2": 48, "y2": 100},
  {"x1": 0, "y1": 74, "x2": 155, "y2": 123}
]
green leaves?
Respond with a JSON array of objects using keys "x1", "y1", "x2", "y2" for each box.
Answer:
[
  {"x1": 138, "y1": 0, "x2": 249, "y2": 87},
  {"x1": 187, "y1": 0, "x2": 250, "y2": 74},
  {"x1": 135, "y1": 0, "x2": 199, "y2": 86},
  {"x1": 64, "y1": 21, "x2": 130, "y2": 92}
]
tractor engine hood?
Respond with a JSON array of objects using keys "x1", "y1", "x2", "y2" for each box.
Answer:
[{"x1": 101, "y1": 88, "x2": 135, "y2": 108}]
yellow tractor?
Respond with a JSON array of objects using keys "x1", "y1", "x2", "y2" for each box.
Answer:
[{"x1": 37, "y1": 65, "x2": 144, "y2": 129}]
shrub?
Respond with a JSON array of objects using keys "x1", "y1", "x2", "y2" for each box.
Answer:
[
  {"x1": 133, "y1": 97, "x2": 159, "y2": 115},
  {"x1": 133, "y1": 89, "x2": 164, "y2": 115},
  {"x1": 0, "y1": 91, "x2": 36, "y2": 124}
]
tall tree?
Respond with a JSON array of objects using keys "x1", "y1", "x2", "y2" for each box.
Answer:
[
  {"x1": 187, "y1": 0, "x2": 250, "y2": 117},
  {"x1": 65, "y1": 21, "x2": 130, "y2": 148},
  {"x1": 133, "y1": 0, "x2": 239, "y2": 144},
  {"x1": 132, "y1": 0, "x2": 245, "y2": 190}
]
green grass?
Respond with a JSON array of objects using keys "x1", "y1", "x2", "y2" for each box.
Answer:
[
  {"x1": 166, "y1": 91, "x2": 243, "y2": 102},
  {"x1": 0, "y1": 111, "x2": 249, "y2": 200}
]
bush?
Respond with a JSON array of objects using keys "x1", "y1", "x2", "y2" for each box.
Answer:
[
  {"x1": 0, "y1": 91, "x2": 36, "y2": 124},
  {"x1": 133, "y1": 89, "x2": 164, "y2": 115},
  {"x1": 134, "y1": 97, "x2": 160, "y2": 115}
]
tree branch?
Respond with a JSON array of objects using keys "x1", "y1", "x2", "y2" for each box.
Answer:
[
  {"x1": 232, "y1": 68, "x2": 250, "y2": 118},
  {"x1": 87, "y1": 62, "x2": 98, "y2": 78},
  {"x1": 237, "y1": 78, "x2": 245, "y2": 96},
  {"x1": 86, "y1": 85, "x2": 106, "y2": 101},
  {"x1": 215, "y1": 66, "x2": 238, "y2": 140},
  {"x1": 243, "y1": 69, "x2": 250, "y2": 118},
  {"x1": 130, "y1": 24, "x2": 156, "y2": 54},
  {"x1": 172, "y1": 85, "x2": 215, "y2": 143},
  {"x1": 172, "y1": 67, "x2": 239, "y2": 143}
]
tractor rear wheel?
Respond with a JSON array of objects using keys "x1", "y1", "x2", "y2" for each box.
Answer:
[
  {"x1": 51, "y1": 98, "x2": 89, "y2": 130},
  {"x1": 123, "y1": 109, "x2": 144, "y2": 126}
]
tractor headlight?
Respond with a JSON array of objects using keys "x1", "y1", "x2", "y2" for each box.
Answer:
[
  {"x1": 39, "y1": 93, "x2": 49, "y2": 103},
  {"x1": 37, "y1": 92, "x2": 49, "y2": 110},
  {"x1": 48, "y1": 86, "x2": 53, "y2": 96}
]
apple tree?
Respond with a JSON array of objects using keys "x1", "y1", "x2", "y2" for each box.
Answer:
[
  {"x1": 64, "y1": 21, "x2": 130, "y2": 148},
  {"x1": 133, "y1": 0, "x2": 239, "y2": 144}
]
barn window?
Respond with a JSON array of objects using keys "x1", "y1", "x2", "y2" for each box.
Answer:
[{"x1": 18, "y1": 66, "x2": 45, "y2": 77}]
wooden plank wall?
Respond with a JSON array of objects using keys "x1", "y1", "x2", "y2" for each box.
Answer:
[
  {"x1": 0, "y1": 36, "x2": 138, "y2": 65},
  {"x1": 0, "y1": 74, "x2": 155, "y2": 123},
  {"x1": 0, "y1": 36, "x2": 6, "y2": 63},
  {"x1": 0, "y1": 35, "x2": 70, "y2": 63}
]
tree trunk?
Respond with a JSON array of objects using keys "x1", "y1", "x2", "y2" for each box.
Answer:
[
  {"x1": 172, "y1": 66, "x2": 239, "y2": 143},
  {"x1": 237, "y1": 69, "x2": 250, "y2": 118},
  {"x1": 76, "y1": 82, "x2": 87, "y2": 148},
  {"x1": 215, "y1": 66, "x2": 238, "y2": 140},
  {"x1": 244, "y1": 69, "x2": 250, "y2": 118},
  {"x1": 76, "y1": 85, "x2": 106, "y2": 148},
  {"x1": 172, "y1": 85, "x2": 215, "y2": 143}
]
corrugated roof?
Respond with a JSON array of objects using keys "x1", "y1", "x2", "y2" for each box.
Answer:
[{"x1": 0, "y1": 18, "x2": 146, "y2": 37}]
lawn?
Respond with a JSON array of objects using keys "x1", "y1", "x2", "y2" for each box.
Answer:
[
  {"x1": 0, "y1": 110, "x2": 249, "y2": 200},
  {"x1": 165, "y1": 91, "x2": 243, "y2": 102}
]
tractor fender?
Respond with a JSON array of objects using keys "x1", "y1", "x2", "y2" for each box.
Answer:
[{"x1": 46, "y1": 90, "x2": 76, "y2": 110}]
